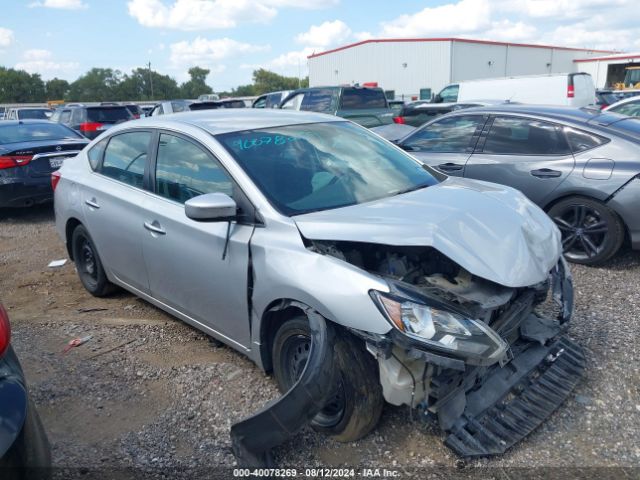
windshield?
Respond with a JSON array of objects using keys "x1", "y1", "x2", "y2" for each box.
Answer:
[
  {"x1": 217, "y1": 122, "x2": 437, "y2": 216},
  {"x1": 0, "y1": 123, "x2": 83, "y2": 144}
]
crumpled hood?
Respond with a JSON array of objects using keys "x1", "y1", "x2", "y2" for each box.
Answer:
[{"x1": 294, "y1": 177, "x2": 562, "y2": 288}]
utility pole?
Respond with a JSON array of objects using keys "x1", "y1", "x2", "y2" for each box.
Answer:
[{"x1": 148, "y1": 61, "x2": 154, "y2": 100}]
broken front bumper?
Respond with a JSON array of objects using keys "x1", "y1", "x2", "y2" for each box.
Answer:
[{"x1": 380, "y1": 257, "x2": 584, "y2": 457}]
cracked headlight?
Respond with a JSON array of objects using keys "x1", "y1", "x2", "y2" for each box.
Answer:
[{"x1": 371, "y1": 291, "x2": 508, "y2": 365}]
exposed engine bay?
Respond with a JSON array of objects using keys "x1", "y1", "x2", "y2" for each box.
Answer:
[{"x1": 306, "y1": 239, "x2": 584, "y2": 458}]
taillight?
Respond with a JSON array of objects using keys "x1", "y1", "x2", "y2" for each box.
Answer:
[
  {"x1": 0, "y1": 304, "x2": 11, "y2": 357},
  {"x1": 0, "y1": 155, "x2": 32, "y2": 169},
  {"x1": 51, "y1": 170, "x2": 62, "y2": 191},
  {"x1": 79, "y1": 122, "x2": 103, "y2": 132},
  {"x1": 567, "y1": 84, "x2": 575, "y2": 98},
  {"x1": 393, "y1": 116, "x2": 406, "y2": 124},
  {"x1": 133, "y1": 114, "x2": 140, "y2": 119}
]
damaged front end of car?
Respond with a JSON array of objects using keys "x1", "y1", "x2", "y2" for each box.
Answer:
[{"x1": 308, "y1": 239, "x2": 584, "y2": 458}]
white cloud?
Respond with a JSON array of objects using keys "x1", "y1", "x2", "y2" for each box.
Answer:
[
  {"x1": 380, "y1": 0, "x2": 491, "y2": 37},
  {"x1": 15, "y1": 49, "x2": 80, "y2": 79},
  {"x1": 128, "y1": 0, "x2": 338, "y2": 31},
  {"x1": 0, "y1": 27, "x2": 14, "y2": 48},
  {"x1": 169, "y1": 37, "x2": 269, "y2": 71},
  {"x1": 482, "y1": 20, "x2": 537, "y2": 42},
  {"x1": 269, "y1": 47, "x2": 316, "y2": 70},
  {"x1": 295, "y1": 20, "x2": 351, "y2": 48},
  {"x1": 353, "y1": 31, "x2": 373, "y2": 42},
  {"x1": 29, "y1": 0, "x2": 87, "y2": 9},
  {"x1": 496, "y1": 0, "x2": 630, "y2": 19}
]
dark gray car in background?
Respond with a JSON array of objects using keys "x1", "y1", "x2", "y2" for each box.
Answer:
[{"x1": 393, "y1": 105, "x2": 640, "y2": 265}]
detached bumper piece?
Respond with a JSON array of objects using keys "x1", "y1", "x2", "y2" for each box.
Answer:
[
  {"x1": 230, "y1": 310, "x2": 337, "y2": 467},
  {"x1": 444, "y1": 336, "x2": 585, "y2": 458}
]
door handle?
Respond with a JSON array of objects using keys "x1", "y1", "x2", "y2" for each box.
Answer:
[
  {"x1": 85, "y1": 198, "x2": 100, "y2": 209},
  {"x1": 437, "y1": 162, "x2": 464, "y2": 172},
  {"x1": 530, "y1": 168, "x2": 562, "y2": 178},
  {"x1": 144, "y1": 221, "x2": 166, "y2": 235}
]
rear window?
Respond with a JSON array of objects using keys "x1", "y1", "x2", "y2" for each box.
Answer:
[
  {"x1": 0, "y1": 123, "x2": 83, "y2": 144},
  {"x1": 609, "y1": 118, "x2": 640, "y2": 138},
  {"x1": 86, "y1": 107, "x2": 132, "y2": 123},
  {"x1": 18, "y1": 109, "x2": 51, "y2": 120},
  {"x1": 300, "y1": 89, "x2": 335, "y2": 113},
  {"x1": 564, "y1": 127, "x2": 609, "y2": 153},
  {"x1": 340, "y1": 88, "x2": 387, "y2": 109}
]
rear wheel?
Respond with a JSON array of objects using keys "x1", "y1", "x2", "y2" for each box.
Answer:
[
  {"x1": 548, "y1": 196, "x2": 624, "y2": 266},
  {"x1": 71, "y1": 224, "x2": 116, "y2": 297},
  {"x1": 272, "y1": 316, "x2": 384, "y2": 442}
]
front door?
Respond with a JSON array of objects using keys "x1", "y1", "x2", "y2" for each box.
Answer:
[
  {"x1": 141, "y1": 132, "x2": 253, "y2": 348},
  {"x1": 465, "y1": 115, "x2": 575, "y2": 205}
]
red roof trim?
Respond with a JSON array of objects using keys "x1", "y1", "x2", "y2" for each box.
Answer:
[
  {"x1": 307, "y1": 38, "x2": 615, "y2": 59},
  {"x1": 574, "y1": 54, "x2": 640, "y2": 63}
]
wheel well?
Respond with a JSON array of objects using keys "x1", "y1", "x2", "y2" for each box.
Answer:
[
  {"x1": 259, "y1": 301, "x2": 306, "y2": 374},
  {"x1": 65, "y1": 218, "x2": 82, "y2": 260}
]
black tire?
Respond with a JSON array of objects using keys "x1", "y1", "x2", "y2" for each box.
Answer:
[
  {"x1": 71, "y1": 224, "x2": 116, "y2": 297},
  {"x1": 272, "y1": 316, "x2": 384, "y2": 442},
  {"x1": 548, "y1": 196, "x2": 624, "y2": 266}
]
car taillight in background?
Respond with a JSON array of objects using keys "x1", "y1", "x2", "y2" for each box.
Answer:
[
  {"x1": 393, "y1": 116, "x2": 406, "y2": 124},
  {"x1": 51, "y1": 171, "x2": 62, "y2": 191},
  {"x1": 0, "y1": 155, "x2": 32, "y2": 169},
  {"x1": 567, "y1": 84, "x2": 575, "y2": 98},
  {"x1": 79, "y1": 122, "x2": 103, "y2": 133},
  {"x1": 0, "y1": 304, "x2": 11, "y2": 357}
]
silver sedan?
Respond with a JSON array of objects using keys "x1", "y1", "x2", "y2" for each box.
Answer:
[{"x1": 53, "y1": 110, "x2": 583, "y2": 459}]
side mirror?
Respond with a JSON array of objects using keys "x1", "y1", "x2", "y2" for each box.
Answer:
[{"x1": 185, "y1": 193, "x2": 237, "y2": 221}]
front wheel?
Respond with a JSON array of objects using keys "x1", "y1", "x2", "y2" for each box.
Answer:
[
  {"x1": 71, "y1": 224, "x2": 116, "y2": 297},
  {"x1": 272, "y1": 316, "x2": 384, "y2": 442},
  {"x1": 548, "y1": 196, "x2": 624, "y2": 266}
]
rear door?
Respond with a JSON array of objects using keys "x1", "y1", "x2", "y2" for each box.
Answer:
[
  {"x1": 81, "y1": 130, "x2": 153, "y2": 293},
  {"x1": 465, "y1": 115, "x2": 575, "y2": 205},
  {"x1": 400, "y1": 114, "x2": 488, "y2": 176},
  {"x1": 141, "y1": 132, "x2": 253, "y2": 347}
]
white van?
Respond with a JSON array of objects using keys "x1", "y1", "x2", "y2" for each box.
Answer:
[{"x1": 434, "y1": 73, "x2": 595, "y2": 107}]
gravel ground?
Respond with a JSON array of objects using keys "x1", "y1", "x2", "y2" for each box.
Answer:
[{"x1": 1, "y1": 205, "x2": 639, "y2": 478}]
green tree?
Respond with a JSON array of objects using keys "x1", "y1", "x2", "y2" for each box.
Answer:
[
  {"x1": 66, "y1": 68, "x2": 123, "y2": 102},
  {"x1": 117, "y1": 68, "x2": 180, "y2": 101},
  {"x1": 45, "y1": 78, "x2": 70, "y2": 100},
  {"x1": 0, "y1": 67, "x2": 46, "y2": 103},
  {"x1": 179, "y1": 66, "x2": 213, "y2": 99},
  {"x1": 251, "y1": 68, "x2": 306, "y2": 94}
]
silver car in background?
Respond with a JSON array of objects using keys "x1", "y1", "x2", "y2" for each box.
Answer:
[{"x1": 53, "y1": 110, "x2": 584, "y2": 461}]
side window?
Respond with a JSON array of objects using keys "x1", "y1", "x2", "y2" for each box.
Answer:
[
  {"x1": 151, "y1": 104, "x2": 163, "y2": 116},
  {"x1": 439, "y1": 85, "x2": 459, "y2": 103},
  {"x1": 71, "y1": 109, "x2": 83, "y2": 125},
  {"x1": 87, "y1": 138, "x2": 108, "y2": 171},
  {"x1": 101, "y1": 131, "x2": 151, "y2": 187},
  {"x1": 281, "y1": 93, "x2": 304, "y2": 110},
  {"x1": 403, "y1": 115, "x2": 486, "y2": 153},
  {"x1": 611, "y1": 102, "x2": 640, "y2": 117},
  {"x1": 59, "y1": 110, "x2": 71, "y2": 124},
  {"x1": 483, "y1": 117, "x2": 571, "y2": 155},
  {"x1": 253, "y1": 96, "x2": 266, "y2": 108},
  {"x1": 564, "y1": 127, "x2": 609, "y2": 153},
  {"x1": 155, "y1": 133, "x2": 233, "y2": 203},
  {"x1": 50, "y1": 110, "x2": 61, "y2": 122},
  {"x1": 301, "y1": 90, "x2": 334, "y2": 113},
  {"x1": 171, "y1": 101, "x2": 188, "y2": 113}
]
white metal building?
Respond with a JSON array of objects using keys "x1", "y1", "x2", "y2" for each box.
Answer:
[
  {"x1": 573, "y1": 53, "x2": 640, "y2": 89},
  {"x1": 308, "y1": 38, "x2": 612, "y2": 100}
]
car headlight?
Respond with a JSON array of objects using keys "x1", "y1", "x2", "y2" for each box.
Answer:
[{"x1": 371, "y1": 291, "x2": 508, "y2": 365}]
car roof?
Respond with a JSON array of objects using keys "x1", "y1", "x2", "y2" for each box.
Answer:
[
  {"x1": 0, "y1": 119, "x2": 60, "y2": 126},
  {"x1": 128, "y1": 109, "x2": 342, "y2": 135},
  {"x1": 449, "y1": 104, "x2": 628, "y2": 126},
  {"x1": 605, "y1": 95, "x2": 640, "y2": 110},
  {"x1": 14, "y1": 106, "x2": 51, "y2": 110}
]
